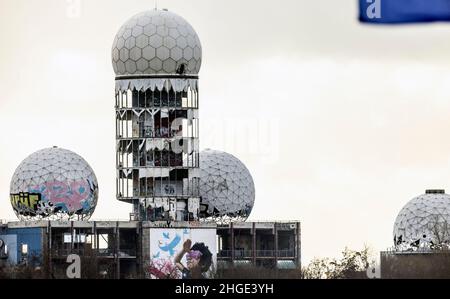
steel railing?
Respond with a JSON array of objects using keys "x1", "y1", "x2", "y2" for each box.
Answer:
[
  {"x1": 50, "y1": 248, "x2": 137, "y2": 257},
  {"x1": 218, "y1": 250, "x2": 295, "y2": 258}
]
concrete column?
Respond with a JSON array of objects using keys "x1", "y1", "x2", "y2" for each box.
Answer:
[
  {"x1": 116, "y1": 222, "x2": 120, "y2": 279},
  {"x1": 145, "y1": 224, "x2": 150, "y2": 278},
  {"x1": 93, "y1": 222, "x2": 97, "y2": 252},
  {"x1": 252, "y1": 222, "x2": 256, "y2": 266},
  {"x1": 274, "y1": 224, "x2": 278, "y2": 268},
  {"x1": 70, "y1": 221, "x2": 74, "y2": 252},
  {"x1": 137, "y1": 221, "x2": 143, "y2": 278},
  {"x1": 296, "y1": 222, "x2": 301, "y2": 269},
  {"x1": 230, "y1": 223, "x2": 234, "y2": 264},
  {"x1": 96, "y1": 231, "x2": 99, "y2": 255},
  {"x1": 47, "y1": 221, "x2": 52, "y2": 278}
]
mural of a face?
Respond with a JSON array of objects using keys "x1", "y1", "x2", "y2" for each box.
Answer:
[
  {"x1": 9, "y1": 147, "x2": 98, "y2": 221},
  {"x1": 148, "y1": 228, "x2": 217, "y2": 279},
  {"x1": 186, "y1": 250, "x2": 202, "y2": 271}
]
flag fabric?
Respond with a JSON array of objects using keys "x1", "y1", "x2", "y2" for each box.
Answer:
[{"x1": 359, "y1": 0, "x2": 450, "y2": 24}]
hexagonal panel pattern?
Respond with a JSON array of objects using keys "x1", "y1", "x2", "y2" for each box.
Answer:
[
  {"x1": 199, "y1": 150, "x2": 255, "y2": 224},
  {"x1": 393, "y1": 190, "x2": 450, "y2": 248},
  {"x1": 10, "y1": 147, "x2": 98, "y2": 221},
  {"x1": 112, "y1": 9, "x2": 202, "y2": 76}
]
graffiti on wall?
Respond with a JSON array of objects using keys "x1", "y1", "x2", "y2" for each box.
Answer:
[
  {"x1": 147, "y1": 228, "x2": 217, "y2": 279},
  {"x1": 10, "y1": 193, "x2": 42, "y2": 215},
  {"x1": 163, "y1": 184, "x2": 176, "y2": 195},
  {"x1": 0, "y1": 238, "x2": 7, "y2": 259},
  {"x1": 157, "y1": 231, "x2": 183, "y2": 256},
  {"x1": 10, "y1": 179, "x2": 98, "y2": 217}
]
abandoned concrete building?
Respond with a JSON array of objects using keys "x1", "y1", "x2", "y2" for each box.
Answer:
[{"x1": 0, "y1": 220, "x2": 301, "y2": 278}]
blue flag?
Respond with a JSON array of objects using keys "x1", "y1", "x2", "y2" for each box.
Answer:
[{"x1": 359, "y1": 0, "x2": 450, "y2": 24}]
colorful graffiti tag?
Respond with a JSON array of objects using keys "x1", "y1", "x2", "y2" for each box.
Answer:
[
  {"x1": 10, "y1": 179, "x2": 98, "y2": 218},
  {"x1": 9, "y1": 193, "x2": 42, "y2": 216}
]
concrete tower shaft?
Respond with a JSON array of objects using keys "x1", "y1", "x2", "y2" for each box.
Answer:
[{"x1": 113, "y1": 9, "x2": 201, "y2": 221}]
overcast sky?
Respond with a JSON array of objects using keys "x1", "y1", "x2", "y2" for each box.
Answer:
[{"x1": 2, "y1": 0, "x2": 450, "y2": 264}]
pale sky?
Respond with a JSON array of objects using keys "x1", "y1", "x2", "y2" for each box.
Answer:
[{"x1": 2, "y1": 0, "x2": 450, "y2": 264}]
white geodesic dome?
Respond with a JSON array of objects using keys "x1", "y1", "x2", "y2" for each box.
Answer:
[
  {"x1": 393, "y1": 190, "x2": 450, "y2": 247},
  {"x1": 199, "y1": 149, "x2": 255, "y2": 223},
  {"x1": 9, "y1": 147, "x2": 98, "y2": 221},
  {"x1": 112, "y1": 9, "x2": 202, "y2": 76}
]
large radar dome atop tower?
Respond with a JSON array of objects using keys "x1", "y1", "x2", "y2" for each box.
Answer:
[
  {"x1": 112, "y1": 9, "x2": 202, "y2": 77},
  {"x1": 112, "y1": 9, "x2": 202, "y2": 222}
]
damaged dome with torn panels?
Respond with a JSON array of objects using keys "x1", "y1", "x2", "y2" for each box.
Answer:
[
  {"x1": 393, "y1": 190, "x2": 450, "y2": 246},
  {"x1": 199, "y1": 149, "x2": 255, "y2": 224},
  {"x1": 10, "y1": 147, "x2": 98, "y2": 221}
]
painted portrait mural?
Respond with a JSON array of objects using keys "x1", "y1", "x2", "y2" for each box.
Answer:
[{"x1": 147, "y1": 228, "x2": 217, "y2": 279}]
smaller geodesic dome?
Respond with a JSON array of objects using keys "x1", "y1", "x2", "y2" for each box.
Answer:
[
  {"x1": 199, "y1": 149, "x2": 255, "y2": 224},
  {"x1": 9, "y1": 147, "x2": 98, "y2": 221},
  {"x1": 393, "y1": 190, "x2": 450, "y2": 249}
]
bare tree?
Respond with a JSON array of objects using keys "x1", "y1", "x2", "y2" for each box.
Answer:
[
  {"x1": 302, "y1": 257, "x2": 335, "y2": 279},
  {"x1": 428, "y1": 215, "x2": 450, "y2": 249},
  {"x1": 302, "y1": 246, "x2": 373, "y2": 279}
]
